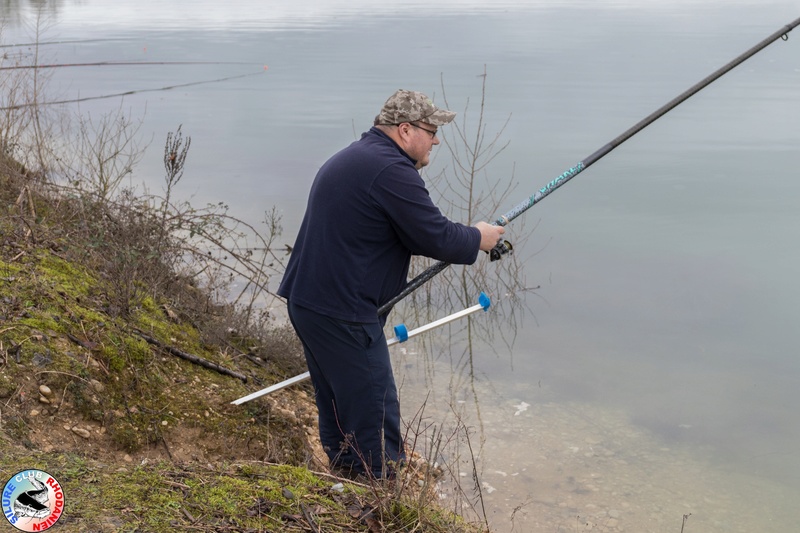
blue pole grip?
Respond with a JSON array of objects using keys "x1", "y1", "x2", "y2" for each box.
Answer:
[
  {"x1": 393, "y1": 323, "x2": 409, "y2": 343},
  {"x1": 479, "y1": 291, "x2": 491, "y2": 311}
]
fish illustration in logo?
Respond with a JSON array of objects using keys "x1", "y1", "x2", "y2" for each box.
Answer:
[{"x1": 12, "y1": 477, "x2": 49, "y2": 519}]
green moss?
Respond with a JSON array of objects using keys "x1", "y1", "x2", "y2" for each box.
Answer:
[
  {"x1": 72, "y1": 306, "x2": 112, "y2": 326},
  {"x1": 140, "y1": 294, "x2": 159, "y2": 313},
  {"x1": 36, "y1": 250, "x2": 97, "y2": 299},
  {"x1": 18, "y1": 313, "x2": 65, "y2": 335},
  {"x1": 29, "y1": 458, "x2": 329, "y2": 532},
  {"x1": 108, "y1": 420, "x2": 142, "y2": 452},
  {"x1": 134, "y1": 312, "x2": 203, "y2": 352},
  {"x1": 0, "y1": 372, "x2": 15, "y2": 398},
  {"x1": 123, "y1": 334, "x2": 152, "y2": 364},
  {"x1": 2, "y1": 415, "x2": 27, "y2": 442},
  {"x1": 100, "y1": 332, "x2": 152, "y2": 371},
  {"x1": 0, "y1": 259, "x2": 23, "y2": 277}
]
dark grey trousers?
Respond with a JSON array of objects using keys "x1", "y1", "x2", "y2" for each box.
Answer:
[{"x1": 287, "y1": 301, "x2": 405, "y2": 477}]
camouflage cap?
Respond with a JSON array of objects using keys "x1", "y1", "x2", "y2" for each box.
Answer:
[{"x1": 377, "y1": 89, "x2": 456, "y2": 127}]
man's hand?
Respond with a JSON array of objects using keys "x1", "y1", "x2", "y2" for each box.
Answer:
[{"x1": 474, "y1": 221, "x2": 506, "y2": 252}]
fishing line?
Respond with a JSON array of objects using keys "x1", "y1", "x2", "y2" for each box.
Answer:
[
  {"x1": 0, "y1": 69, "x2": 267, "y2": 111},
  {"x1": 0, "y1": 60, "x2": 264, "y2": 70},
  {"x1": 0, "y1": 38, "x2": 131, "y2": 48},
  {"x1": 377, "y1": 16, "x2": 800, "y2": 317}
]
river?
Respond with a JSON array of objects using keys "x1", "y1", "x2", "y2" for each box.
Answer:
[{"x1": 2, "y1": 1, "x2": 799, "y2": 531}]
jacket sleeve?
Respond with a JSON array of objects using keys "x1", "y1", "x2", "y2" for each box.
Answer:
[{"x1": 370, "y1": 164, "x2": 481, "y2": 265}]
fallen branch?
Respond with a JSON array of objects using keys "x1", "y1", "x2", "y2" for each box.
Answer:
[
  {"x1": 300, "y1": 503, "x2": 321, "y2": 533},
  {"x1": 66, "y1": 333, "x2": 99, "y2": 351},
  {"x1": 133, "y1": 330, "x2": 247, "y2": 382},
  {"x1": 242, "y1": 353, "x2": 268, "y2": 368},
  {"x1": 161, "y1": 432, "x2": 174, "y2": 461}
]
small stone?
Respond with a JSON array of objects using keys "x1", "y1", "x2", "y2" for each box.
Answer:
[
  {"x1": 90, "y1": 379, "x2": 104, "y2": 393},
  {"x1": 282, "y1": 488, "x2": 295, "y2": 500},
  {"x1": 123, "y1": 454, "x2": 133, "y2": 463},
  {"x1": 29, "y1": 409, "x2": 40, "y2": 417},
  {"x1": 39, "y1": 384, "x2": 53, "y2": 397},
  {"x1": 607, "y1": 518, "x2": 619, "y2": 528},
  {"x1": 72, "y1": 427, "x2": 91, "y2": 439},
  {"x1": 330, "y1": 483, "x2": 344, "y2": 493},
  {"x1": 609, "y1": 510, "x2": 621, "y2": 519},
  {"x1": 39, "y1": 396, "x2": 50, "y2": 404},
  {"x1": 31, "y1": 353, "x2": 52, "y2": 366},
  {"x1": 102, "y1": 517, "x2": 124, "y2": 530},
  {"x1": 161, "y1": 420, "x2": 168, "y2": 426}
]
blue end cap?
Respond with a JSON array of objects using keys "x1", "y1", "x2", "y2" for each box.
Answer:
[
  {"x1": 394, "y1": 323, "x2": 409, "y2": 343},
  {"x1": 479, "y1": 291, "x2": 491, "y2": 311}
]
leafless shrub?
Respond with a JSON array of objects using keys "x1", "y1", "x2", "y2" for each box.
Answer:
[
  {"x1": 52, "y1": 125, "x2": 287, "y2": 327},
  {"x1": 1, "y1": 19, "x2": 287, "y2": 336},
  {"x1": 330, "y1": 396, "x2": 491, "y2": 532},
  {"x1": 391, "y1": 69, "x2": 540, "y2": 531},
  {"x1": 0, "y1": 53, "x2": 33, "y2": 177},
  {"x1": 404, "y1": 68, "x2": 534, "y2": 348},
  {"x1": 148, "y1": 130, "x2": 287, "y2": 326},
  {"x1": 67, "y1": 104, "x2": 146, "y2": 201},
  {"x1": 395, "y1": 70, "x2": 536, "y2": 435}
]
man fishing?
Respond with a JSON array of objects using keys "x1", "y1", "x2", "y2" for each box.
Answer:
[{"x1": 277, "y1": 89, "x2": 505, "y2": 479}]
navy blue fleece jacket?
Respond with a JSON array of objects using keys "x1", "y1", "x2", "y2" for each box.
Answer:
[{"x1": 277, "y1": 127, "x2": 481, "y2": 323}]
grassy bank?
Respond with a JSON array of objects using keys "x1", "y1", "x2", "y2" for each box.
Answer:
[{"x1": 0, "y1": 156, "x2": 485, "y2": 531}]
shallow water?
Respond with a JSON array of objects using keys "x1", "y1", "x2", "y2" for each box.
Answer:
[
  {"x1": 3, "y1": 1, "x2": 800, "y2": 531},
  {"x1": 395, "y1": 348, "x2": 800, "y2": 531}
]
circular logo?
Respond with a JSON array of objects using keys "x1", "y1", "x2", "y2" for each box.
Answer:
[{"x1": 2, "y1": 470, "x2": 65, "y2": 532}]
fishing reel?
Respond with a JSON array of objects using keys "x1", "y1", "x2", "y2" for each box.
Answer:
[{"x1": 488, "y1": 240, "x2": 513, "y2": 261}]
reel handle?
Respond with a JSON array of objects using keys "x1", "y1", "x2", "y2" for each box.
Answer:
[{"x1": 488, "y1": 240, "x2": 513, "y2": 261}]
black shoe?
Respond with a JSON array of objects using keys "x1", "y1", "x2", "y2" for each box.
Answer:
[{"x1": 331, "y1": 465, "x2": 365, "y2": 481}]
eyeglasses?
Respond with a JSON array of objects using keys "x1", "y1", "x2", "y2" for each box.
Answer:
[{"x1": 407, "y1": 122, "x2": 438, "y2": 139}]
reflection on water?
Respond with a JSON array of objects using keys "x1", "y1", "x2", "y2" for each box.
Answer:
[
  {"x1": 0, "y1": 0, "x2": 615, "y2": 31},
  {"x1": 2, "y1": 0, "x2": 547, "y2": 32}
]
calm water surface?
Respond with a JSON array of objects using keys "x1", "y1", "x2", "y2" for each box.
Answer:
[{"x1": 3, "y1": 1, "x2": 800, "y2": 531}]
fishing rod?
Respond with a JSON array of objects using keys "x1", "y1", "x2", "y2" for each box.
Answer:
[
  {"x1": 231, "y1": 292, "x2": 492, "y2": 405},
  {"x1": 377, "y1": 16, "x2": 800, "y2": 317}
]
